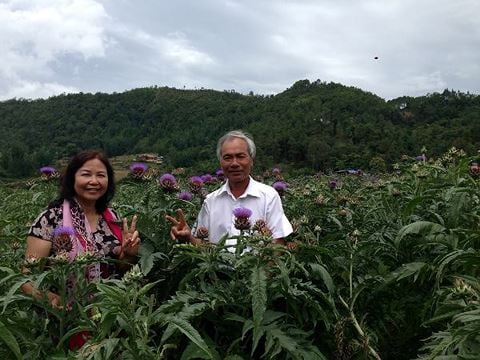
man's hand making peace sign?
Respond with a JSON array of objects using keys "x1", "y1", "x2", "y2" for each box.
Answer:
[{"x1": 166, "y1": 209, "x2": 202, "y2": 244}]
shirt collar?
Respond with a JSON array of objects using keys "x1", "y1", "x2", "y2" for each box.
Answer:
[{"x1": 218, "y1": 176, "x2": 261, "y2": 199}]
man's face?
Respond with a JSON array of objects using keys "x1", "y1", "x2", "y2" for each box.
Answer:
[{"x1": 220, "y1": 137, "x2": 253, "y2": 187}]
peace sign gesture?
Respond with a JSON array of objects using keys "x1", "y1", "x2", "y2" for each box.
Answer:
[
  {"x1": 166, "y1": 209, "x2": 192, "y2": 242},
  {"x1": 119, "y1": 215, "x2": 140, "y2": 259}
]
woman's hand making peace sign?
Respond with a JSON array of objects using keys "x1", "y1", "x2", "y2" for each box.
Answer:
[{"x1": 118, "y1": 215, "x2": 140, "y2": 259}]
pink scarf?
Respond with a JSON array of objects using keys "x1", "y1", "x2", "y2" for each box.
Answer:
[{"x1": 62, "y1": 199, "x2": 122, "y2": 280}]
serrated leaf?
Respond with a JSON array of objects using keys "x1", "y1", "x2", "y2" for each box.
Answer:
[
  {"x1": 0, "y1": 320, "x2": 21, "y2": 360},
  {"x1": 396, "y1": 221, "x2": 445, "y2": 246},
  {"x1": 160, "y1": 323, "x2": 176, "y2": 344},
  {"x1": 309, "y1": 263, "x2": 335, "y2": 294},
  {"x1": 249, "y1": 265, "x2": 267, "y2": 354},
  {"x1": 393, "y1": 262, "x2": 427, "y2": 282},
  {"x1": 2, "y1": 277, "x2": 32, "y2": 313},
  {"x1": 181, "y1": 341, "x2": 212, "y2": 360},
  {"x1": 139, "y1": 252, "x2": 166, "y2": 275},
  {"x1": 137, "y1": 280, "x2": 161, "y2": 297},
  {"x1": 163, "y1": 316, "x2": 212, "y2": 359}
]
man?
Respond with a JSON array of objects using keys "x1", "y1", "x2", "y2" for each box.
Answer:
[{"x1": 167, "y1": 130, "x2": 293, "y2": 245}]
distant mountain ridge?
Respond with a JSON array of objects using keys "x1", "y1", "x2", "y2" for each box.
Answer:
[{"x1": 0, "y1": 79, "x2": 479, "y2": 177}]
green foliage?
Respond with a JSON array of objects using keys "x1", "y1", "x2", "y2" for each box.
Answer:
[
  {"x1": 369, "y1": 156, "x2": 387, "y2": 173},
  {"x1": 1, "y1": 82, "x2": 480, "y2": 179},
  {"x1": 0, "y1": 320, "x2": 21, "y2": 360},
  {"x1": 1, "y1": 152, "x2": 480, "y2": 358}
]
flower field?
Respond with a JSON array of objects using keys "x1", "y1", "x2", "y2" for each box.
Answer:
[{"x1": 1, "y1": 149, "x2": 479, "y2": 359}]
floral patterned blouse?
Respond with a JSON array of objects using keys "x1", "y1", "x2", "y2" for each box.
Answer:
[{"x1": 28, "y1": 202, "x2": 121, "y2": 258}]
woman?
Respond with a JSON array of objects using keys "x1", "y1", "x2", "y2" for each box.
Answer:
[{"x1": 22, "y1": 150, "x2": 140, "y2": 308}]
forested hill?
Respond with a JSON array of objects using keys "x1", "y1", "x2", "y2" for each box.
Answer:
[{"x1": 0, "y1": 79, "x2": 479, "y2": 177}]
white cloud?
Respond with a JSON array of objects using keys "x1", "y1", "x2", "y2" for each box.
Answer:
[
  {"x1": 112, "y1": 26, "x2": 215, "y2": 67},
  {"x1": 0, "y1": 0, "x2": 108, "y2": 99},
  {"x1": 162, "y1": 32, "x2": 215, "y2": 66},
  {"x1": 0, "y1": 0, "x2": 479, "y2": 100},
  {"x1": 2, "y1": 79, "x2": 79, "y2": 100}
]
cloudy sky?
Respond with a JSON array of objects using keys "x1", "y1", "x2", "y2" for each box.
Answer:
[{"x1": 1, "y1": 0, "x2": 479, "y2": 101}]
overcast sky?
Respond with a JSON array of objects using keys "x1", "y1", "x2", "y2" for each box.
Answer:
[{"x1": 1, "y1": 0, "x2": 479, "y2": 101}]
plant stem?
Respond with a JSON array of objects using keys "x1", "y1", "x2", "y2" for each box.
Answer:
[
  {"x1": 349, "y1": 252, "x2": 353, "y2": 301},
  {"x1": 338, "y1": 295, "x2": 382, "y2": 360}
]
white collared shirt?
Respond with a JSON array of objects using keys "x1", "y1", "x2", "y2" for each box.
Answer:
[{"x1": 194, "y1": 177, "x2": 293, "y2": 243}]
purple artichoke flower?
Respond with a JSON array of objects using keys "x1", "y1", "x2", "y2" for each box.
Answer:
[
  {"x1": 415, "y1": 154, "x2": 427, "y2": 162},
  {"x1": 273, "y1": 181, "x2": 288, "y2": 194},
  {"x1": 328, "y1": 179, "x2": 338, "y2": 189},
  {"x1": 159, "y1": 173, "x2": 178, "y2": 191},
  {"x1": 160, "y1": 173, "x2": 176, "y2": 183},
  {"x1": 40, "y1": 166, "x2": 56, "y2": 176},
  {"x1": 190, "y1": 176, "x2": 204, "y2": 185},
  {"x1": 54, "y1": 226, "x2": 75, "y2": 237},
  {"x1": 233, "y1": 207, "x2": 252, "y2": 231},
  {"x1": 216, "y1": 169, "x2": 224, "y2": 179},
  {"x1": 233, "y1": 207, "x2": 253, "y2": 219},
  {"x1": 129, "y1": 162, "x2": 148, "y2": 174},
  {"x1": 201, "y1": 174, "x2": 214, "y2": 184},
  {"x1": 272, "y1": 167, "x2": 281, "y2": 176},
  {"x1": 178, "y1": 191, "x2": 193, "y2": 201},
  {"x1": 189, "y1": 176, "x2": 204, "y2": 194},
  {"x1": 53, "y1": 226, "x2": 74, "y2": 254}
]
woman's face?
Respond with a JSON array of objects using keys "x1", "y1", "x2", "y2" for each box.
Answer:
[{"x1": 74, "y1": 158, "x2": 108, "y2": 207}]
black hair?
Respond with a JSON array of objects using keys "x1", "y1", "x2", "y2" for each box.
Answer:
[{"x1": 55, "y1": 150, "x2": 115, "y2": 212}]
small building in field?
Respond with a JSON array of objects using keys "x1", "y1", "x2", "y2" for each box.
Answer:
[{"x1": 136, "y1": 153, "x2": 163, "y2": 164}]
